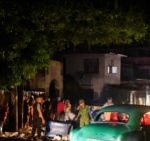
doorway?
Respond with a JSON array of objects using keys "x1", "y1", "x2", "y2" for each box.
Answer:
[{"x1": 49, "y1": 80, "x2": 59, "y2": 100}]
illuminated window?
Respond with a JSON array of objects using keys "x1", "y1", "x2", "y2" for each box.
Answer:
[
  {"x1": 107, "y1": 66, "x2": 118, "y2": 74},
  {"x1": 107, "y1": 59, "x2": 118, "y2": 74}
]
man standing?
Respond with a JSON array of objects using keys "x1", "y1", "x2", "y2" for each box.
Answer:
[
  {"x1": 43, "y1": 98, "x2": 51, "y2": 121},
  {"x1": 31, "y1": 95, "x2": 45, "y2": 140}
]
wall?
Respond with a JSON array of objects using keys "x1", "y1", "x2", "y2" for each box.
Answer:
[
  {"x1": 29, "y1": 60, "x2": 63, "y2": 97},
  {"x1": 64, "y1": 53, "x2": 122, "y2": 98},
  {"x1": 104, "y1": 53, "x2": 121, "y2": 84},
  {"x1": 64, "y1": 54, "x2": 105, "y2": 97}
]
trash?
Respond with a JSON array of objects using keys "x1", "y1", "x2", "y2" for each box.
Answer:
[
  {"x1": 19, "y1": 133, "x2": 25, "y2": 138},
  {"x1": 52, "y1": 135, "x2": 62, "y2": 140},
  {"x1": 4, "y1": 132, "x2": 19, "y2": 137},
  {"x1": 62, "y1": 135, "x2": 69, "y2": 140}
]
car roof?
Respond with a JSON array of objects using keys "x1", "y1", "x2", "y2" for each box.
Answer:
[{"x1": 100, "y1": 104, "x2": 150, "y2": 114}]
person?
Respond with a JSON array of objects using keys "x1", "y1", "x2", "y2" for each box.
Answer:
[
  {"x1": 23, "y1": 96, "x2": 28, "y2": 128},
  {"x1": 76, "y1": 99, "x2": 90, "y2": 127},
  {"x1": 56, "y1": 97, "x2": 65, "y2": 120},
  {"x1": 43, "y1": 98, "x2": 51, "y2": 121},
  {"x1": 27, "y1": 96, "x2": 35, "y2": 127},
  {"x1": 103, "y1": 97, "x2": 114, "y2": 107},
  {"x1": 102, "y1": 97, "x2": 114, "y2": 121},
  {"x1": 64, "y1": 99, "x2": 75, "y2": 121},
  {"x1": 31, "y1": 95, "x2": 45, "y2": 140},
  {"x1": 0, "y1": 101, "x2": 9, "y2": 136}
]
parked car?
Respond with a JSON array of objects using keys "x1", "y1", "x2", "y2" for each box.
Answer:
[{"x1": 69, "y1": 104, "x2": 150, "y2": 141}]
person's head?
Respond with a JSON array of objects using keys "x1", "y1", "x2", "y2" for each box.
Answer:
[
  {"x1": 57, "y1": 96, "x2": 61, "y2": 101},
  {"x1": 23, "y1": 95, "x2": 28, "y2": 101},
  {"x1": 107, "y1": 97, "x2": 113, "y2": 104},
  {"x1": 36, "y1": 96, "x2": 44, "y2": 104},
  {"x1": 45, "y1": 97, "x2": 50, "y2": 102},
  {"x1": 65, "y1": 99, "x2": 70, "y2": 104},
  {"x1": 79, "y1": 99, "x2": 85, "y2": 107}
]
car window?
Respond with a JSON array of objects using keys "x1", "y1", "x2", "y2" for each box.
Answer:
[
  {"x1": 141, "y1": 112, "x2": 150, "y2": 125},
  {"x1": 95, "y1": 112, "x2": 129, "y2": 123}
]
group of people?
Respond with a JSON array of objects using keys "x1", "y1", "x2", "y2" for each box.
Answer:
[
  {"x1": 23, "y1": 95, "x2": 93, "y2": 140},
  {"x1": 0, "y1": 94, "x2": 114, "y2": 139}
]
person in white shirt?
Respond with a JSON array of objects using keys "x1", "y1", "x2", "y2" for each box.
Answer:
[{"x1": 103, "y1": 97, "x2": 114, "y2": 107}]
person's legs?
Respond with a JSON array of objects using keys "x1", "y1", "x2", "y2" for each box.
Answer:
[
  {"x1": 84, "y1": 118, "x2": 90, "y2": 126},
  {"x1": 80, "y1": 118, "x2": 84, "y2": 127},
  {"x1": 31, "y1": 122, "x2": 37, "y2": 137},
  {"x1": 80, "y1": 118, "x2": 89, "y2": 127},
  {"x1": 37, "y1": 127, "x2": 41, "y2": 138},
  {"x1": 36, "y1": 119, "x2": 42, "y2": 139}
]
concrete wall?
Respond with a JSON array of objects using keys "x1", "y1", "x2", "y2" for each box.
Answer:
[
  {"x1": 29, "y1": 60, "x2": 63, "y2": 97},
  {"x1": 65, "y1": 54, "x2": 105, "y2": 97},
  {"x1": 104, "y1": 53, "x2": 121, "y2": 84}
]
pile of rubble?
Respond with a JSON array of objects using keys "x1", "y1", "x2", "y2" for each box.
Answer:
[{"x1": 0, "y1": 126, "x2": 32, "y2": 139}]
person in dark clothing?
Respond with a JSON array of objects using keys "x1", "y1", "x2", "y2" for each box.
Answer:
[
  {"x1": 23, "y1": 96, "x2": 28, "y2": 127},
  {"x1": 50, "y1": 98, "x2": 57, "y2": 120},
  {"x1": 31, "y1": 96, "x2": 45, "y2": 140},
  {"x1": 0, "y1": 101, "x2": 9, "y2": 136},
  {"x1": 27, "y1": 96, "x2": 35, "y2": 127},
  {"x1": 43, "y1": 98, "x2": 51, "y2": 121}
]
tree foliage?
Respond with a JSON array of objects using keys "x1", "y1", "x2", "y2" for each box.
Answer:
[
  {"x1": 0, "y1": 0, "x2": 149, "y2": 88},
  {"x1": 0, "y1": 1, "x2": 51, "y2": 88}
]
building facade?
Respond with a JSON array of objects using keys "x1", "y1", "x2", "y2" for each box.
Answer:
[
  {"x1": 29, "y1": 60, "x2": 63, "y2": 98},
  {"x1": 64, "y1": 53, "x2": 123, "y2": 99}
]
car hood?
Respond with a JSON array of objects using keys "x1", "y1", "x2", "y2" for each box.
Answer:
[{"x1": 74, "y1": 123, "x2": 131, "y2": 141}]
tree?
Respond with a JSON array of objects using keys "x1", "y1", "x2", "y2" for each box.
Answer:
[
  {"x1": 0, "y1": 0, "x2": 149, "y2": 89},
  {"x1": 0, "y1": 1, "x2": 51, "y2": 89}
]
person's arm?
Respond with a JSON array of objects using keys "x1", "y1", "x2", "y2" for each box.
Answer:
[{"x1": 37, "y1": 104, "x2": 45, "y2": 124}]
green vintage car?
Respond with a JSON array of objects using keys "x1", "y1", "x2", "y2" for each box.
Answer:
[{"x1": 69, "y1": 104, "x2": 150, "y2": 141}]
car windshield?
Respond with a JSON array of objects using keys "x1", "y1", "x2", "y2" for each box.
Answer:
[{"x1": 95, "y1": 111, "x2": 129, "y2": 123}]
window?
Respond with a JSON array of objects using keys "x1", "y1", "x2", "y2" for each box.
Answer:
[
  {"x1": 95, "y1": 112, "x2": 129, "y2": 123},
  {"x1": 107, "y1": 66, "x2": 118, "y2": 74},
  {"x1": 107, "y1": 59, "x2": 118, "y2": 74},
  {"x1": 84, "y1": 58, "x2": 99, "y2": 73}
]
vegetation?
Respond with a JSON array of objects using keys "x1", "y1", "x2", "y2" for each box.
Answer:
[{"x1": 0, "y1": 0, "x2": 149, "y2": 88}]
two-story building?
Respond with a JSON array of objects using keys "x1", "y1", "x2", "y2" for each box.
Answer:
[{"x1": 63, "y1": 53, "x2": 126, "y2": 104}]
